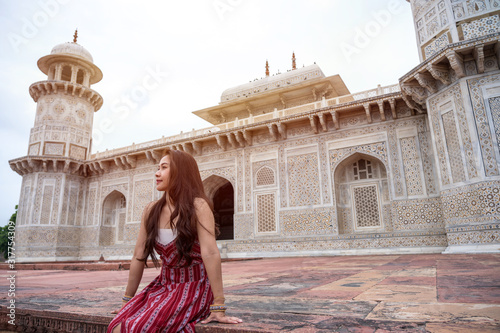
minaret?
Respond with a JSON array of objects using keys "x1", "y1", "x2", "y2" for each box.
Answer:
[
  {"x1": 9, "y1": 32, "x2": 103, "y2": 262},
  {"x1": 401, "y1": 1, "x2": 500, "y2": 254},
  {"x1": 28, "y1": 30, "x2": 103, "y2": 160}
]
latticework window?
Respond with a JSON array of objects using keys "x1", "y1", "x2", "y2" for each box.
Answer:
[
  {"x1": 256, "y1": 166, "x2": 275, "y2": 186},
  {"x1": 353, "y1": 184, "x2": 381, "y2": 228},
  {"x1": 256, "y1": 193, "x2": 276, "y2": 233},
  {"x1": 353, "y1": 159, "x2": 373, "y2": 180}
]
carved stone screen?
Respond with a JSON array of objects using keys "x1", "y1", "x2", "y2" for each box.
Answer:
[
  {"x1": 352, "y1": 184, "x2": 381, "y2": 228},
  {"x1": 256, "y1": 193, "x2": 276, "y2": 233},
  {"x1": 256, "y1": 166, "x2": 275, "y2": 186}
]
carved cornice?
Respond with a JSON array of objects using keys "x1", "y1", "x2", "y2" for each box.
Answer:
[
  {"x1": 415, "y1": 72, "x2": 437, "y2": 94},
  {"x1": 308, "y1": 115, "x2": 319, "y2": 134},
  {"x1": 446, "y1": 50, "x2": 465, "y2": 79},
  {"x1": 29, "y1": 80, "x2": 103, "y2": 111},
  {"x1": 318, "y1": 112, "x2": 328, "y2": 131},
  {"x1": 329, "y1": 110, "x2": 339, "y2": 129},
  {"x1": 426, "y1": 63, "x2": 450, "y2": 85},
  {"x1": 363, "y1": 104, "x2": 372, "y2": 124},
  {"x1": 473, "y1": 44, "x2": 485, "y2": 74},
  {"x1": 401, "y1": 93, "x2": 424, "y2": 114},
  {"x1": 399, "y1": 33, "x2": 500, "y2": 112},
  {"x1": 9, "y1": 156, "x2": 85, "y2": 176},
  {"x1": 399, "y1": 32, "x2": 500, "y2": 82},
  {"x1": 389, "y1": 98, "x2": 397, "y2": 120},
  {"x1": 401, "y1": 83, "x2": 427, "y2": 106}
]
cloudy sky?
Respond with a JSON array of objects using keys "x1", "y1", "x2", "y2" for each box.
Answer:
[{"x1": 0, "y1": 0, "x2": 419, "y2": 226}]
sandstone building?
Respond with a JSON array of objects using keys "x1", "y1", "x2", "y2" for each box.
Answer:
[{"x1": 9, "y1": 1, "x2": 500, "y2": 262}]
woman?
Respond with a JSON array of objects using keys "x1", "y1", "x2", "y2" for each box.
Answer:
[{"x1": 108, "y1": 149, "x2": 242, "y2": 332}]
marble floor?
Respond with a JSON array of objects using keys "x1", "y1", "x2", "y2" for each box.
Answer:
[{"x1": 0, "y1": 253, "x2": 499, "y2": 332}]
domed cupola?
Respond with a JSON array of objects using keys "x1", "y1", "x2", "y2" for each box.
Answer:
[{"x1": 36, "y1": 30, "x2": 103, "y2": 87}]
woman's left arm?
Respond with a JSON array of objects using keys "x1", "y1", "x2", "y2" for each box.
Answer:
[{"x1": 195, "y1": 198, "x2": 242, "y2": 325}]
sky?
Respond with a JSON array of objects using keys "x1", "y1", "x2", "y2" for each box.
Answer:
[{"x1": 0, "y1": 0, "x2": 419, "y2": 226}]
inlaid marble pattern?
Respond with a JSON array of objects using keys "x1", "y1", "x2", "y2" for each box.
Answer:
[
  {"x1": 392, "y1": 197, "x2": 444, "y2": 231},
  {"x1": 442, "y1": 111, "x2": 466, "y2": 183},
  {"x1": 424, "y1": 33, "x2": 449, "y2": 59},
  {"x1": 488, "y1": 96, "x2": 500, "y2": 153},
  {"x1": 462, "y1": 14, "x2": 500, "y2": 39},
  {"x1": 287, "y1": 153, "x2": 321, "y2": 207},
  {"x1": 400, "y1": 136, "x2": 425, "y2": 196},
  {"x1": 441, "y1": 180, "x2": 500, "y2": 227},
  {"x1": 132, "y1": 180, "x2": 152, "y2": 222},
  {"x1": 418, "y1": 131, "x2": 437, "y2": 195},
  {"x1": 467, "y1": 74, "x2": 500, "y2": 176},
  {"x1": 281, "y1": 208, "x2": 336, "y2": 236}
]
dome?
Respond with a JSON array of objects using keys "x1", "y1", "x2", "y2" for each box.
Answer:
[
  {"x1": 220, "y1": 64, "x2": 325, "y2": 103},
  {"x1": 37, "y1": 40, "x2": 103, "y2": 84},
  {"x1": 50, "y1": 42, "x2": 94, "y2": 63}
]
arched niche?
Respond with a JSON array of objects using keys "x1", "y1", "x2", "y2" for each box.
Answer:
[
  {"x1": 203, "y1": 175, "x2": 234, "y2": 240},
  {"x1": 334, "y1": 153, "x2": 390, "y2": 235},
  {"x1": 99, "y1": 190, "x2": 126, "y2": 246}
]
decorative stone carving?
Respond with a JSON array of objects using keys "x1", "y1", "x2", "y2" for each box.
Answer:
[
  {"x1": 446, "y1": 50, "x2": 465, "y2": 78},
  {"x1": 426, "y1": 63, "x2": 451, "y2": 85},
  {"x1": 363, "y1": 104, "x2": 372, "y2": 123},
  {"x1": 473, "y1": 44, "x2": 485, "y2": 74},
  {"x1": 415, "y1": 72, "x2": 438, "y2": 94}
]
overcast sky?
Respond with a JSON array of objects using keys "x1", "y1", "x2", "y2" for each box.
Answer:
[{"x1": 0, "y1": 0, "x2": 419, "y2": 226}]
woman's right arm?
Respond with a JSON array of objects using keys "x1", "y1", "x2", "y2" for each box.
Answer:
[{"x1": 123, "y1": 203, "x2": 153, "y2": 299}]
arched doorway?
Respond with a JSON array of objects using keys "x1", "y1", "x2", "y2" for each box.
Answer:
[
  {"x1": 203, "y1": 175, "x2": 234, "y2": 240},
  {"x1": 334, "y1": 153, "x2": 389, "y2": 234},
  {"x1": 100, "y1": 190, "x2": 126, "y2": 246}
]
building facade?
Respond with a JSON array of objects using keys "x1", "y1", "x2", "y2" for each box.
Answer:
[{"x1": 9, "y1": 1, "x2": 500, "y2": 262}]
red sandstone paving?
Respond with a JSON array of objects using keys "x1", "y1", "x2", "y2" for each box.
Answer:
[
  {"x1": 1, "y1": 254, "x2": 500, "y2": 332},
  {"x1": 378, "y1": 276, "x2": 436, "y2": 286}
]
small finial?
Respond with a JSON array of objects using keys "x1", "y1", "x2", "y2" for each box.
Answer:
[
  {"x1": 73, "y1": 29, "x2": 78, "y2": 43},
  {"x1": 292, "y1": 52, "x2": 296, "y2": 70},
  {"x1": 265, "y1": 60, "x2": 269, "y2": 77}
]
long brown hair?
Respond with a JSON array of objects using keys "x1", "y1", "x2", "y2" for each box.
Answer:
[{"x1": 140, "y1": 149, "x2": 213, "y2": 267}]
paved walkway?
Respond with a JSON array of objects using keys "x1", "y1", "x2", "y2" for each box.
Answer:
[{"x1": 0, "y1": 253, "x2": 499, "y2": 332}]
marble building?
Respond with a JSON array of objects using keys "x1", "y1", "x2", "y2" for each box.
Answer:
[{"x1": 9, "y1": 1, "x2": 500, "y2": 262}]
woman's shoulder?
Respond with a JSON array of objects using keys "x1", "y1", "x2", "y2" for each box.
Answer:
[
  {"x1": 143, "y1": 200, "x2": 161, "y2": 215},
  {"x1": 194, "y1": 197, "x2": 209, "y2": 208}
]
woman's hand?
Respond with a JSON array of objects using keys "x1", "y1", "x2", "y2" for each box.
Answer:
[
  {"x1": 110, "y1": 300, "x2": 127, "y2": 314},
  {"x1": 201, "y1": 311, "x2": 242, "y2": 324}
]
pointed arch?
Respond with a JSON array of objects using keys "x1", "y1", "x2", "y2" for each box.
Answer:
[
  {"x1": 99, "y1": 190, "x2": 127, "y2": 246},
  {"x1": 256, "y1": 166, "x2": 275, "y2": 186},
  {"x1": 203, "y1": 175, "x2": 234, "y2": 240},
  {"x1": 334, "y1": 153, "x2": 390, "y2": 235}
]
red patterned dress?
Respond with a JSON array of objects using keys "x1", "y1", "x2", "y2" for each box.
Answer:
[{"x1": 107, "y1": 239, "x2": 213, "y2": 332}]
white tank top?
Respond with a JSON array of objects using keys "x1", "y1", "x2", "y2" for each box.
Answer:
[{"x1": 157, "y1": 228, "x2": 176, "y2": 245}]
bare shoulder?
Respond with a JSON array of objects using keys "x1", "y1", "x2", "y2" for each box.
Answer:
[
  {"x1": 141, "y1": 200, "x2": 157, "y2": 219},
  {"x1": 194, "y1": 197, "x2": 210, "y2": 211},
  {"x1": 144, "y1": 201, "x2": 157, "y2": 212}
]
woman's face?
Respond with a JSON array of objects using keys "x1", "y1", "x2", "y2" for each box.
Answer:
[{"x1": 155, "y1": 155, "x2": 171, "y2": 191}]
